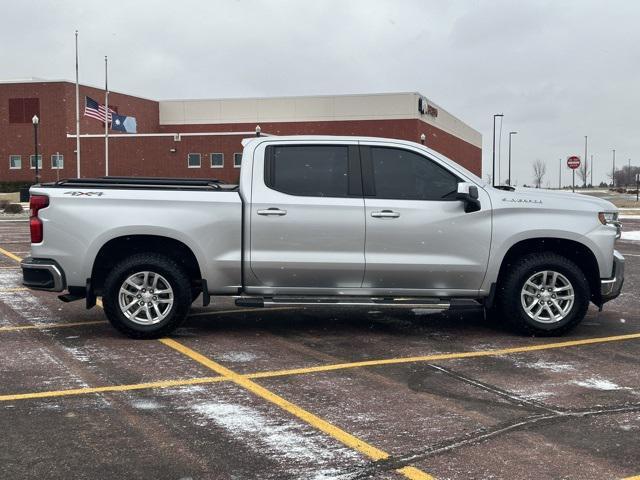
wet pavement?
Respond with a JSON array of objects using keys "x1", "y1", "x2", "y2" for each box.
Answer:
[{"x1": 0, "y1": 219, "x2": 639, "y2": 479}]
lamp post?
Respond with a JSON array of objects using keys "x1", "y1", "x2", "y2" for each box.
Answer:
[
  {"x1": 584, "y1": 136, "x2": 588, "y2": 188},
  {"x1": 492, "y1": 113, "x2": 503, "y2": 186},
  {"x1": 612, "y1": 149, "x2": 616, "y2": 188},
  {"x1": 507, "y1": 131, "x2": 517, "y2": 185},
  {"x1": 559, "y1": 158, "x2": 562, "y2": 189},
  {"x1": 32, "y1": 115, "x2": 40, "y2": 184}
]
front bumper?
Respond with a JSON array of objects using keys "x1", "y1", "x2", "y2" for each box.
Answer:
[
  {"x1": 600, "y1": 250, "x2": 624, "y2": 303},
  {"x1": 21, "y1": 257, "x2": 66, "y2": 292}
]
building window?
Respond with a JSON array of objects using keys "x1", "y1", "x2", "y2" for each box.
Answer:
[
  {"x1": 234, "y1": 153, "x2": 243, "y2": 168},
  {"x1": 210, "y1": 153, "x2": 224, "y2": 168},
  {"x1": 30, "y1": 155, "x2": 43, "y2": 169},
  {"x1": 188, "y1": 153, "x2": 201, "y2": 168},
  {"x1": 9, "y1": 98, "x2": 40, "y2": 124},
  {"x1": 51, "y1": 154, "x2": 64, "y2": 169},
  {"x1": 9, "y1": 155, "x2": 22, "y2": 169}
]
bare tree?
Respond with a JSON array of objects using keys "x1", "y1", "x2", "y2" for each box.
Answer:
[
  {"x1": 577, "y1": 162, "x2": 590, "y2": 188},
  {"x1": 532, "y1": 159, "x2": 547, "y2": 188}
]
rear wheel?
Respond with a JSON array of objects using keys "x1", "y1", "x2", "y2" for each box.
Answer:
[
  {"x1": 495, "y1": 252, "x2": 590, "y2": 336},
  {"x1": 102, "y1": 253, "x2": 191, "y2": 339}
]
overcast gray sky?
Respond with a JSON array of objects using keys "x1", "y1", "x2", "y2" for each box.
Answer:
[{"x1": 2, "y1": 0, "x2": 637, "y2": 186}]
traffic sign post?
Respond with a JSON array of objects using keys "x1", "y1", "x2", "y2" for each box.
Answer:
[{"x1": 567, "y1": 156, "x2": 581, "y2": 192}]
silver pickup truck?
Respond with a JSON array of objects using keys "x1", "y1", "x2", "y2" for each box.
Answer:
[{"x1": 22, "y1": 135, "x2": 624, "y2": 338}]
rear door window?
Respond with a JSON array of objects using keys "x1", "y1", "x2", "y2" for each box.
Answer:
[{"x1": 265, "y1": 145, "x2": 360, "y2": 197}]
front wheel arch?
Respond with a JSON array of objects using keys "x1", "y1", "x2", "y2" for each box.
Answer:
[{"x1": 495, "y1": 237, "x2": 602, "y2": 306}]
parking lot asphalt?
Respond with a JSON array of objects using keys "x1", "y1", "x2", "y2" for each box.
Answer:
[{"x1": 0, "y1": 219, "x2": 639, "y2": 480}]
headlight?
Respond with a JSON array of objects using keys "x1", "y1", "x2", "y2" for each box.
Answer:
[
  {"x1": 599, "y1": 211, "x2": 622, "y2": 239},
  {"x1": 598, "y1": 211, "x2": 618, "y2": 225}
]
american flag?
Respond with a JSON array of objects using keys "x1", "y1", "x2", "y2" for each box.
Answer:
[{"x1": 84, "y1": 96, "x2": 114, "y2": 123}]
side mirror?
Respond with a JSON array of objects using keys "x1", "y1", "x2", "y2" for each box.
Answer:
[{"x1": 456, "y1": 182, "x2": 481, "y2": 213}]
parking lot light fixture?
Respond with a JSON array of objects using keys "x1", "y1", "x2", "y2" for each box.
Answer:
[
  {"x1": 492, "y1": 113, "x2": 504, "y2": 186},
  {"x1": 32, "y1": 115, "x2": 40, "y2": 184},
  {"x1": 508, "y1": 131, "x2": 517, "y2": 186}
]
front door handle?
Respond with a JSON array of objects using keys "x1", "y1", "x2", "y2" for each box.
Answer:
[
  {"x1": 371, "y1": 210, "x2": 400, "y2": 218},
  {"x1": 257, "y1": 208, "x2": 287, "y2": 216}
]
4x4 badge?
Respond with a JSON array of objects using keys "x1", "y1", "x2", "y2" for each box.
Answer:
[{"x1": 64, "y1": 191, "x2": 104, "y2": 197}]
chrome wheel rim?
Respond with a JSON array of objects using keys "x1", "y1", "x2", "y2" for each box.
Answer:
[
  {"x1": 118, "y1": 271, "x2": 174, "y2": 325},
  {"x1": 520, "y1": 270, "x2": 574, "y2": 324}
]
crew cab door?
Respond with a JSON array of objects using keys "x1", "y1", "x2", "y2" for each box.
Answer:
[
  {"x1": 361, "y1": 143, "x2": 491, "y2": 294},
  {"x1": 248, "y1": 141, "x2": 365, "y2": 290}
]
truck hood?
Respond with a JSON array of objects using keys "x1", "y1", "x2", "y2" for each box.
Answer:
[{"x1": 486, "y1": 186, "x2": 617, "y2": 212}]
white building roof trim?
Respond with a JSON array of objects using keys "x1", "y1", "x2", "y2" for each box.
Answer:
[{"x1": 159, "y1": 92, "x2": 481, "y2": 148}]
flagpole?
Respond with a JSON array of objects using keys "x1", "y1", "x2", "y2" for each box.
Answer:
[
  {"x1": 104, "y1": 55, "x2": 109, "y2": 177},
  {"x1": 75, "y1": 30, "x2": 81, "y2": 178}
]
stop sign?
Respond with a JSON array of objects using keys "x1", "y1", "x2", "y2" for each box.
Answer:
[{"x1": 567, "y1": 156, "x2": 581, "y2": 169}]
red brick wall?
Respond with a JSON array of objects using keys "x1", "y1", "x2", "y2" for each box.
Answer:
[
  {"x1": 1, "y1": 82, "x2": 481, "y2": 184},
  {"x1": 157, "y1": 118, "x2": 482, "y2": 181},
  {"x1": 0, "y1": 81, "x2": 158, "y2": 183}
]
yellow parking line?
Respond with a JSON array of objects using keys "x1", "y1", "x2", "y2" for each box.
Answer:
[
  {"x1": 2, "y1": 331, "x2": 640, "y2": 403},
  {"x1": 246, "y1": 332, "x2": 640, "y2": 380},
  {"x1": 0, "y1": 246, "x2": 22, "y2": 263},
  {"x1": 0, "y1": 287, "x2": 28, "y2": 293},
  {"x1": 0, "y1": 376, "x2": 225, "y2": 402},
  {"x1": 159, "y1": 337, "x2": 435, "y2": 480},
  {"x1": 0, "y1": 320, "x2": 108, "y2": 333}
]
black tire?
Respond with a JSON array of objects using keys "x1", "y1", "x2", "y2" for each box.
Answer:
[
  {"x1": 102, "y1": 253, "x2": 192, "y2": 339},
  {"x1": 495, "y1": 252, "x2": 590, "y2": 336}
]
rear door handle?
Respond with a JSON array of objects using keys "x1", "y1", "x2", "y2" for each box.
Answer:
[
  {"x1": 257, "y1": 208, "x2": 287, "y2": 216},
  {"x1": 371, "y1": 210, "x2": 400, "y2": 218}
]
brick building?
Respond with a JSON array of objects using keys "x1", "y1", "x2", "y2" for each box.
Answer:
[{"x1": 1, "y1": 79, "x2": 482, "y2": 184}]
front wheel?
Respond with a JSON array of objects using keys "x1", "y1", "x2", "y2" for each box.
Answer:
[
  {"x1": 496, "y1": 252, "x2": 590, "y2": 336},
  {"x1": 102, "y1": 253, "x2": 192, "y2": 339}
]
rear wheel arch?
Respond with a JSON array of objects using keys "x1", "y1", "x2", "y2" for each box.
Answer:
[{"x1": 91, "y1": 235, "x2": 202, "y2": 295}]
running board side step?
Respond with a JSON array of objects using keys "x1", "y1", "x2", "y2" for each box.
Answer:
[{"x1": 234, "y1": 296, "x2": 450, "y2": 309}]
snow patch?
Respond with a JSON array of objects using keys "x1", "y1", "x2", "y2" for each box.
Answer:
[
  {"x1": 620, "y1": 230, "x2": 640, "y2": 241},
  {"x1": 190, "y1": 401, "x2": 361, "y2": 478},
  {"x1": 574, "y1": 378, "x2": 629, "y2": 391},
  {"x1": 0, "y1": 269, "x2": 55, "y2": 325},
  {"x1": 527, "y1": 360, "x2": 576, "y2": 373},
  {"x1": 131, "y1": 399, "x2": 162, "y2": 410},
  {"x1": 61, "y1": 345, "x2": 91, "y2": 363},
  {"x1": 217, "y1": 351, "x2": 258, "y2": 362}
]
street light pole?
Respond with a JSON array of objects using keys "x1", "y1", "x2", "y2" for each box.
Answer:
[
  {"x1": 591, "y1": 154, "x2": 594, "y2": 187},
  {"x1": 492, "y1": 114, "x2": 503, "y2": 186},
  {"x1": 507, "y1": 131, "x2": 517, "y2": 186},
  {"x1": 612, "y1": 149, "x2": 616, "y2": 188},
  {"x1": 32, "y1": 115, "x2": 40, "y2": 184},
  {"x1": 559, "y1": 158, "x2": 562, "y2": 189},
  {"x1": 583, "y1": 136, "x2": 588, "y2": 188}
]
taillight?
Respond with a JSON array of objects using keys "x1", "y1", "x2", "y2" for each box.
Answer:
[{"x1": 29, "y1": 195, "x2": 49, "y2": 243}]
